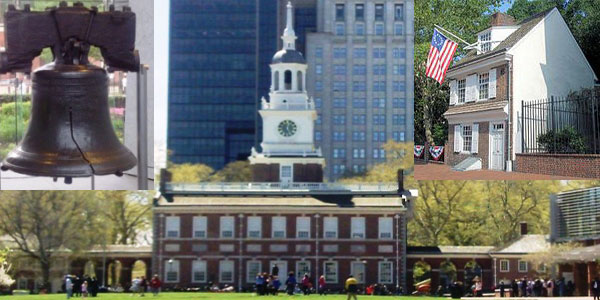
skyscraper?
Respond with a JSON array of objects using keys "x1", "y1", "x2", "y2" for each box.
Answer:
[
  {"x1": 306, "y1": 0, "x2": 414, "y2": 180},
  {"x1": 167, "y1": 0, "x2": 278, "y2": 169}
]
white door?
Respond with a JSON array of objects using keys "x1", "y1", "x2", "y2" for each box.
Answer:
[
  {"x1": 270, "y1": 260, "x2": 288, "y2": 289},
  {"x1": 490, "y1": 123, "x2": 505, "y2": 170},
  {"x1": 280, "y1": 164, "x2": 293, "y2": 186}
]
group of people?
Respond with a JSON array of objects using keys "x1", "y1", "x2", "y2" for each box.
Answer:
[
  {"x1": 64, "y1": 275, "x2": 99, "y2": 298},
  {"x1": 131, "y1": 275, "x2": 163, "y2": 296},
  {"x1": 501, "y1": 277, "x2": 575, "y2": 297},
  {"x1": 253, "y1": 265, "x2": 328, "y2": 296}
]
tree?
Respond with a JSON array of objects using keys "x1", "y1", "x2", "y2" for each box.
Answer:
[
  {"x1": 209, "y1": 160, "x2": 252, "y2": 182},
  {"x1": 167, "y1": 163, "x2": 214, "y2": 183},
  {"x1": 523, "y1": 242, "x2": 581, "y2": 277},
  {"x1": 0, "y1": 248, "x2": 14, "y2": 288},
  {"x1": 506, "y1": 0, "x2": 560, "y2": 22},
  {"x1": 0, "y1": 191, "x2": 101, "y2": 291},
  {"x1": 97, "y1": 191, "x2": 152, "y2": 245}
]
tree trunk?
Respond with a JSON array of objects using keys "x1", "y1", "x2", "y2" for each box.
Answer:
[{"x1": 40, "y1": 260, "x2": 51, "y2": 292}]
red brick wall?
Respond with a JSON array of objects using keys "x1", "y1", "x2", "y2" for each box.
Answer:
[
  {"x1": 515, "y1": 153, "x2": 600, "y2": 178},
  {"x1": 446, "y1": 122, "x2": 490, "y2": 169}
]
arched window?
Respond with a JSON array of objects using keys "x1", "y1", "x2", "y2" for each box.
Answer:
[
  {"x1": 274, "y1": 71, "x2": 279, "y2": 90},
  {"x1": 297, "y1": 71, "x2": 303, "y2": 91},
  {"x1": 284, "y1": 70, "x2": 292, "y2": 90}
]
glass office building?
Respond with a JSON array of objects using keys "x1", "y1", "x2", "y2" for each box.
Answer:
[
  {"x1": 168, "y1": 0, "x2": 278, "y2": 169},
  {"x1": 551, "y1": 187, "x2": 600, "y2": 242}
]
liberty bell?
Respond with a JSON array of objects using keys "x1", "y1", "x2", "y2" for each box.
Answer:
[{"x1": 0, "y1": 2, "x2": 139, "y2": 183}]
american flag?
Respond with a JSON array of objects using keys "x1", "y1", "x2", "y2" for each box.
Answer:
[{"x1": 426, "y1": 28, "x2": 458, "y2": 84}]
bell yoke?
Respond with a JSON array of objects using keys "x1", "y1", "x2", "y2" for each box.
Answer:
[{"x1": 0, "y1": 1, "x2": 139, "y2": 183}]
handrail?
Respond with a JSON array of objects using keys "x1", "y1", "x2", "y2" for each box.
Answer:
[{"x1": 165, "y1": 182, "x2": 398, "y2": 193}]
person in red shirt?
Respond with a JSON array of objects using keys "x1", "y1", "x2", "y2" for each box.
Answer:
[
  {"x1": 319, "y1": 275, "x2": 327, "y2": 295},
  {"x1": 149, "y1": 274, "x2": 162, "y2": 296}
]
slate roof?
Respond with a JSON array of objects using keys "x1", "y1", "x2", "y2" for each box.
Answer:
[
  {"x1": 272, "y1": 49, "x2": 306, "y2": 64},
  {"x1": 408, "y1": 246, "x2": 495, "y2": 255},
  {"x1": 450, "y1": 7, "x2": 556, "y2": 69},
  {"x1": 491, "y1": 234, "x2": 551, "y2": 254},
  {"x1": 444, "y1": 100, "x2": 508, "y2": 116},
  {"x1": 556, "y1": 244, "x2": 600, "y2": 262}
]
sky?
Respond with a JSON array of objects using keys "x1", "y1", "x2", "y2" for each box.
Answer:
[
  {"x1": 154, "y1": 0, "x2": 169, "y2": 169},
  {"x1": 500, "y1": 0, "x2": 514, "y2": 13}
]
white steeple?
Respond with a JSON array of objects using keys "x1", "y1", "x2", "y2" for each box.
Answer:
[{"x1": 282, "y1": 1, "x2": 297, "y2": 50}]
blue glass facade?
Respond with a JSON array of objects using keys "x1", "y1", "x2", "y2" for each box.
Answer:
[{"x1": 168, "y1": 0, "x2": 278, "y2": 169}]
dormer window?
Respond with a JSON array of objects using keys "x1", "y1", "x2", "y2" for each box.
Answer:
[{"x1": 479, "y1": 32, "x2": 491, "y2": 53}]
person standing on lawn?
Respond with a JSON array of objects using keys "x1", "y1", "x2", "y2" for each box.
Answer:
[
  {"x1": 65, "y1": 275, "x2": 73, "y2": 299},
  {"x1": 81, "y1": 280, "x2": 88, "y2": 298},
  {"x1": 592, "y1": 276, "x2": 600, "y2": 300},
  {"x1": 345, "y1": 275, "x2": 358, "y2": 300},
  {"x1": 150, "y1": 274, "x2": 162, "y2": 296},
  {"x1": 319, "y1": 275, "x2": 327, "y2": 295},
  {"x1": 285, "y1": 272, "x2": 296, "y2": 295}
]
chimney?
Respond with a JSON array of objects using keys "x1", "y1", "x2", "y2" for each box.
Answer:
[
  {"x1": 159, "y1": 168, "x2": 172, "y2": 194},
  {"x1": 397, "y1": 169, "x2": 404, "y2": 193},
  {"x1": 520, "y1": 222, "x2": 528, "y2": 235},
  {"x1": 490, "y1": 12, "x2": 516, "y2": 26}
]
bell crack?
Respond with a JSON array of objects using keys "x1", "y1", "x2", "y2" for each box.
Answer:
[{"x1": 68, "y1": 107, "x2": 96, "y2": 177}]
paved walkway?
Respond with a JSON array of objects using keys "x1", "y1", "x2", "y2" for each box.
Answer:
[{"x1": 415, "y1": 163, "x2": 586, "y2": 180}]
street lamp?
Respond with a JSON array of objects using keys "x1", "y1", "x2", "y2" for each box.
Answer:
[
  {"x1": 238, "y1": 214, "x2": 244, "y2": 292},
  {"x1": 167, "y1": 259, "x2": 174, "y2": 284}
]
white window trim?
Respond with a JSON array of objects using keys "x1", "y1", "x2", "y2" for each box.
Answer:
[
  {"x1": 378, "y1": 217, "x2": 393, "y2": 239},
  {"x1": 461, "y1": 124, "x2": 473, "y2": 154},
  {"x1": 323, "y1": 261, "x2": 338, "y2": 283},
  {"x1": 296, "y1": 261, "x2": 311, "y2": 279},
  {"x1": 296, "y1": 217, "x2": 311, "y2": 239},
  {"x1": 518, "y1": 260, "x2": 528, "y2": 273},
  {"x1": 272, "y1": 216, "x2": 287, "y2": 238},
  {"x1": 378, "y1": 261, "x2": 393, "y2": 284},
  {"x1": 499, "y1": 259, "x2": 509, "y2": 272},
  {"x1": 219, "y1": 260, "x2": 235, "y2": 283},
  {"x1": 351, "y1": 261, "x2": 366, "y2": 283},
  {"x1": 351, "y1": 217, "x2": 366, "y2": 239},
  {"x1": 247, "y1": 216, "x2": 262, "y2": 239},
  {"x1": 193, "y1": 216, "x2": 207, "y2": 239},
  {"x1": 164, "y1": 260, "x2": 180, "y2": 283},
  {"x1": 220, "y1": 216, "x2": 235, "y2": 238},
  {"x1": 165, "y1": 216, "x2": 180, "y2": 238},
  {"x1": 191, "y1": 260, "x2": 207, "y2": 283},
  {"x1": 246, "y1": 260, "x2": 262, "y2": 283},
  {"x1": 323, "y1": 217, "x2": 338, "y2": 239}
]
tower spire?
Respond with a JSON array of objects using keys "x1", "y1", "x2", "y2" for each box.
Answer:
[{"x1": 282, "y1": 1, "x2": 297, "y2": 50}]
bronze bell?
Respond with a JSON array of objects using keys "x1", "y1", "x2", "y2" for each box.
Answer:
[{"x1": 0, "y1": 2, "x2": 140, "y2": 182}]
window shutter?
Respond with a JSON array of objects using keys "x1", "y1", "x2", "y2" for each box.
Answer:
[
  {"x1": 454, "y1": 125, "x2": 461, "y2": 153},
  {"x1": 296, "y1": 217, "x2": 310, "y2": 238},
  {"x1": 488, "y1": 69, "x2": 497, "y2": 99},
  {"x1": 466, "y1": 74, "x2": 478, "y2": 102},
  {"x1": 272, "y1": 216, "x2": 286, "y2": 238},
  {"x1": 324, "y1": 217, "x2": 338, "y2": 238},
  {"x1": 449, "y1": 80, "x2": 458, "y2": 105},
  {"x1": 193, "y1": 216, "x2": 207, "y2": 238},
  {"x1": 378, "y1": 217, "x2": 393, "y2": 239},
  {"x1": 247, "y1": 216, "x2": 262, "y2": 237},
  {"x1": 471, "y1": 123, "x2": 479, "y2": 153},
  {"x1": 351, "y1": 217, "x2": 365, "y2": 238}
]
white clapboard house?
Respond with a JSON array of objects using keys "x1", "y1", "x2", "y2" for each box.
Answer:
[{"x1": 443, "y1": 9, "x2": 597, "y2": 171}]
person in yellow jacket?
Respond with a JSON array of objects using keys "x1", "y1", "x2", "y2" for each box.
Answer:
[{"x1": 345, "y1": 275, "x2": 358, "y2": 300}]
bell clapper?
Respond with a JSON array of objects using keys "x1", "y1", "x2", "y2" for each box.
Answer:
[
  {"x1": 0, "y1": 165, "x2": 7, "y2": 171},
  {"x1": 64, "y1": 177, "x2": 73, "y2": 184},
  {"x1": 115, "y1": 171, "x2": 123, "y2": 177}
]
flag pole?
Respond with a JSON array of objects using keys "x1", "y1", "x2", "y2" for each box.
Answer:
[{"x1": 434, "y1": 24, "x2": 476, "y2": 48}]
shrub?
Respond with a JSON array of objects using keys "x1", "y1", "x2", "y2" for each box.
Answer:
[{"x1": 537, "y1": 126, "x2": 587, "y2": 154}]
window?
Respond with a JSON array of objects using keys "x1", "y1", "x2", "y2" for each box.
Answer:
[
  {"x1": 375, "y1": 4, "x2": 384, "y2": 21},
  {"x1": 272, "y1": 216, "x2": 286, "y2": 238},
  {"x1": 379, "y1": 261, "x2": 393, "y2": 283},
  {"x1": 323, "y1": 217, "x2": 338, "y2": 238},
  {"x1": 500, "y1": 260, "x2": 509, "y2": 272},
  {"x1": 333, "y1": 81, "x2": 346, "y2": 91},
  {"x1": 193, "y1": 216, "x2": 207, "y2": 238},
  {"x1": 315, "y1": 47, "x2": 323, "y2": 58},
  {"x1": 394, "y1": 4, "x2": 404, "y2": 20},
  {"x1": 335, "y1": 23, "x2": 345, "y2": 36},
  {"x1": 333, "y1": 98, "x2": 346, "y2": 108},
  {"x1": 393, "y1": 48, "x2": 406, "y2": 59},
  {"x1": 314, "y1": 98, "x2": 322, "y2": 108},
  {"x1": 353, "y1": 64, "x2": 366, "y2": 75},
  {"x1": 246, "y1": 261, "x2": 261, "y2": 283},
  {"x1": 334, "y1": 64, "x2": 346, "y2": 75},
  {"x1": 165, "y1": 260, "x2": 179, "y2": 283},
  {"x1": 373, "y1": 114, "x2": 385, "y2": 125},
  {"x1": 373, "y1": 98, "x2": 386, "y2": 108},
  {"x1": 333, "y1": 131, "x2": 346, "y2": 141},
  {"x1": 379, "y1": 217, "x2": 393, "y2": 239},
  {"x1": 462, "y1": 125, "x2": 472, "y2": 152},
  {"x1": 394, "y1": 23, "x2": 404, "y2": 36},
  {"x1": 479, "y1": 73, "x2": 489, "y2": 100},
  {"x1": 393, "y1": 81, "x2": 405, "y2": 92},
  {"x1": 333, "y1": 47, "x2": 346, "y2": 58},
  {"x1": 351, "y1": 217, "x2": 365, "y2": 239},
  {"x1": 373, "y1": 148, "x2": 385, "y2": 159},
  {"x1": 352, "y1": 132, "x2": 366, "y2": 142},
  {"x1": 480, "y1": 31, "x2": 491, "y2": 53},
  {"x1": 355, "y1": 4, "x2": 364, "y2": 20},
  {"x1": 373, "y1": 64, "x2": 386, "y2": 75},
  {"x1": 315, "y1": 64, "x2": 322, "y2": 74},
  {"x1": 333, "y1": 148, "x2": 346, "y2": 158},
  {"x1": 373, "y1": 48, "x2": 386, "y2": 58},
  {"x1": 352, "y1": 164, "x2": 366, "y2": 173},
  {"x1": 166, "y1": 216, "x2": 180, "y2": 238},
  {"x1": 315, "y1": 131, "x2": 322, "y2": 141},
  {"x1": 375, "y1": 23, "x2": 384, "y2": 36},
  {"x1": 333, "y1": 114, "x2": 346, "y2": 125},
  {"x1": 335, "y1": 4, "x2": 345, "y2": 21},
  {"x1": 353, "y1": 98, "x2": 366, "y2": 108},
  {"x1": 518, "y1": 260, "x2": 528, "y2": 273},
  {"x1": 393, "y1": 114, "x2": 405, "y2": 125},
  {"x1": 296, "y1": 217, "x2": 310, "y2": 239},
  {"x1": 192, "y1": 261, "x2": 207, "y2": 283},
  {"x1": 297, "y1": 71, "x2": 303, "y2": 91},
  {"x1": 537, "y1": 263, "x2": 546, "y2": 272},
  {"x1": 373, "y1": 81, "x2": 386, "y2": 92},
  {"x1": 284, "y1": 70, "x2": 292, "y2": 90},
  {"x1": 355, "y1": 23, "x2": 365, "y2": 36},
  {"x1": 315, "y1": 81, "x2": 323, "y2": 91},
  {"x1": 324, "y1": 261, "x2": 338, "y2": 283},
  {"x1": 220, "y1": 216, "x2": 234, "y2": 238},
  {"x1": 273, "y1": 71, "x2": 279, "y2": 91},
  {"x1": 393, "y1": 98, "x2": 405, "y2": 108},
  {"x1": 219, "y1": 260, "x2": 234, "y2": 283},
  {"x1": 352, "y1": 115, "x2": 366, "y2": 125},
  {"x1": 373, "y1": 131, "x2": 386, "y2": 142},
  {"x1": 353, "y1": 48, "x2": 366, "y2": 58},
  {"x1": 353, "y1": 81, "x2": 366, "y2": 92},
  {"x1": 333, "y1": 164, "x2": 346, "y2": 175},
  {"x1": 458, "y1": 79, "x2": 466, "y2": 103},
  {"x1": 353, "y1": 148, "x2": 366, "y2": 158},
  {"x1": 393, "y1": 131, "x2": 405, "y2": 142},
  {"x1": 296, "y1": 261, "x2": 311, "y2": 279},
  {"x1": 349, "y1": 262, "x2": 365, "y2": 283},
  {"x1": 247, "y1": 216, "x2": 262, "y2": 238}
]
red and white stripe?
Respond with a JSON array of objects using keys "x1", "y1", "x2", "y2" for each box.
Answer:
[{"x1": 426, "y1": 40, "x2": 458, "y2": 84}]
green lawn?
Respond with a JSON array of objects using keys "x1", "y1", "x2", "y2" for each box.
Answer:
[{"x1": 5, "y1": 293, "x2": 439, "y2": 300}]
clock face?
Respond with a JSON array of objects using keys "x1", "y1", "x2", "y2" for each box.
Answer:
[{"x1": 278, "y1": 120, "x2": 297, "y2": 137}]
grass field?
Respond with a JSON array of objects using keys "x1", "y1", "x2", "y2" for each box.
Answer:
[{"x1": 5, "y1": 293, "x2": 440, "y2": 300}]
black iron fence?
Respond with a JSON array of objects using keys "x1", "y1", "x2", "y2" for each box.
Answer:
[{"x1": 521, "y1": 90, "x2": 600, "y2": 154}]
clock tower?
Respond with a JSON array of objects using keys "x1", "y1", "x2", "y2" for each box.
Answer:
[{"x1": 249, "y1": 1, "x2": 325, "y2": 183}]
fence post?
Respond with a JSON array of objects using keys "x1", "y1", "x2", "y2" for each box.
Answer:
[
  {"x1": 593, "y1": 91, "x2": 598, "y2": 154},
  {"x1": 550, "y1": 96, "x2": 555, "y2": 153},
  {"x1": 521, "y1": 100, "x2": 525, "y2": 153}
]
